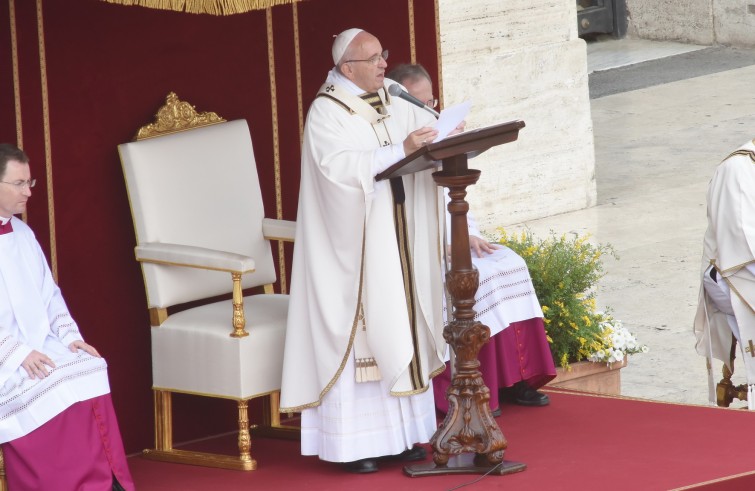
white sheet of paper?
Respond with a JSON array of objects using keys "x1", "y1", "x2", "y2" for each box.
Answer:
[{"x1": 433, "y1": 100, "x2": 472, "y2": 142}]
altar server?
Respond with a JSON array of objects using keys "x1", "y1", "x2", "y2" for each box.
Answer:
[{"x1": 0, "y1": 143, "x2": 134, "y2": 490}]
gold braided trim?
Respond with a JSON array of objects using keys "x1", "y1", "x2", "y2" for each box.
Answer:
[
  {"x1": 293, "y1": 3, "x2": 304, "y2": 140},
  {"x1": 99, "y1": 0, "x2": 302, "y2": 15},
  {"x1": 265, "y1": 8, "x2": 287, "y2": 294},
  {"x1": 36, "y1": 0, "x2": 58, "y2": 281},
  {"x1": 408, "y1": 0, "x2": 416, "y2": 63},
  {"x1": 433, "y1": 0, "x2": 443, "y2": 108},
  {"x1": 9, "y1": 0, "x2": 22, "y2": 149}
]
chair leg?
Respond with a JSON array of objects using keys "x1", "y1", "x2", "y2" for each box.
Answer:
[
  {"x1": 237, "y1": 400, "x2": 255, "y2": 468},
  {"x1": 0, "y1": 446, "x2": 6, "y2": 491},
  {"x1": 154, "y1": 390, "x2": 173, "y2": 451},
  {"x1": 717, "y1": 335, "x2": 748, "y2": 407},
  {"x1": 252, "y1": 391, "x2": 299, "y2": 440},
  {"x1": 143, "y1": 390, "x2": 256, "y2": 470}
]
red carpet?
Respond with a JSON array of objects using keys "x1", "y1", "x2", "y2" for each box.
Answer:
[{"x1": 128, "y1": 389, "x2": 755, "y2": 490}]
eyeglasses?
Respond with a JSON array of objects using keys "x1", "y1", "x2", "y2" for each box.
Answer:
[
  {"x1": 344, "y1": 49, "x2": 389, "y2": 66},
  {"x1": 425, "y1": 98, "x2": 439, "y2": 109},
  {"x1": 0, "y1": 179, "x2": 36, "y2": 190}
]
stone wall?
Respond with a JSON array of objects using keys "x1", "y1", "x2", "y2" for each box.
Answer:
[
  {"x1": 625, "y1": 0, "x2": 755, "y2": 48},
  {"x1": 437, "y1": 0, "x2": 596, "y2": 231}
]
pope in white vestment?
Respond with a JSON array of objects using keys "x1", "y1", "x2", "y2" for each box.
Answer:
[
  {"x1": 694, "y1": 137, "x2": 755, "y2": 408},
  {"x1": 280, "y1": 29, "x2": 447, "y2": 470}
]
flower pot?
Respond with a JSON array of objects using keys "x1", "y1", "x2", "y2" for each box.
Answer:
[{"x1": 547, "y1": 356, "x2": 627, "y2": 395}]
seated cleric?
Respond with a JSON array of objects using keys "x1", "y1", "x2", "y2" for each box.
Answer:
[
  {"x1": 386, "y1": 64, "x2": 557, "y2": 415},
  {"x1": 0, "y1": 143, "x2": 134, "y2": 490}
]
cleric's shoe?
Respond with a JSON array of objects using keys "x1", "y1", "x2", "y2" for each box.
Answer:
[
  {"x1": 342, "y1": 458, "x2": 379, "y2": 474},
  {"x1": 380, "y1": 445, "x2": 427, "y2": 462},
  {"x1": 491, "y1": 407, "x2": 502, "y2": 418},
  {"x1": 514, "y1": 381, "x2": 550, "y2": 407}
]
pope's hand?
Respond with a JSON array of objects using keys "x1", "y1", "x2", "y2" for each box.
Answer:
[
  {"x1": 403, "y1": 127, "x2": 438, "y2": 155},
  {"x1": 21, "y1": 350, "x2": 55, "y2": 379},
  {"x1": 69, "y1": 340, "x2": 101, "y2": 358}
]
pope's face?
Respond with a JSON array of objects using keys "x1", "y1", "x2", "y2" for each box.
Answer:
[
  {"x1": 342, "y1": 33, "x2": 387, "y2": 93},
  {"x1": 0, "y1": 160, "x2": 32, "y2": 218}
]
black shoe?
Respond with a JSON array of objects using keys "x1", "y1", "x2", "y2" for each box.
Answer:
[
  {"x1": 112, "y1": 475, "x2": 126, "y2": 491},
  {"x1": 343, "y1": 458, "x2": 379, "y2": 473},
  {"x1": 502, "y1": 381, "x2": 550, "y2": 407},
  {"x1": 381, "y1": 445, "x2": 427, "y2": 462},
  {"x1": 491, "y1": 407, "x2": 502, "y2": 418}
]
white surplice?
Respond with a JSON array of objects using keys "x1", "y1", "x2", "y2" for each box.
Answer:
[
  {"x1": 280, "y1": 70, "x2": 446, "y2": 461},
  {"x1": 0, "y1": 217, "x2": 110, "y2": 442},
  {"x1": 694, "y1": 138, "x2": 755, "y2": 407}
]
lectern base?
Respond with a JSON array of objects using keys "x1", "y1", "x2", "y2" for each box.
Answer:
[{"x1": 403, "y1": 453, "x2": 526, "y2": 477}]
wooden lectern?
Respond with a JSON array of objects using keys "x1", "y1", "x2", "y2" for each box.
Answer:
[{"x1": 376, "y1": 120, "x2": 527, "y2": 477}]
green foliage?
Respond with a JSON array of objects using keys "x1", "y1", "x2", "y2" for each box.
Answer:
[{"x1": 494, "y1": 229, "x2": 643, "y2": 369}]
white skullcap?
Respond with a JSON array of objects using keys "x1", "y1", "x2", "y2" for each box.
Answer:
[{"x1": 332, "y1": 28, "x2": 363, "y2": 65}]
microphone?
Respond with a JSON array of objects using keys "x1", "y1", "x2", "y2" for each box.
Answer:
[{"x1": 388, "y1": 83, "x2": 440, "y2": 118}]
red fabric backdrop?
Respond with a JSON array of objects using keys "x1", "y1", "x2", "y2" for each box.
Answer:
[{"x1": 0, "y1": 0, "x2": 439, "y2": 453}]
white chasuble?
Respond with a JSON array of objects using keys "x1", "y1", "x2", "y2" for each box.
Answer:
[
  {"x1": 280, "y1": 72, "x2": 446, "y2": 460},
  {"x1": 0, "y1": 218, "x2": 110, "y2": 442},
  {"x1": 694, "y1": 138, "x2": 755, "y2": 406}
]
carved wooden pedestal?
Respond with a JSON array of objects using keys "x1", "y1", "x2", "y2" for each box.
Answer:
[
  {"x1": 404, "y1": 165, "x2": 525, "y2": 478},
  {"x1": 375, "y1": 120, "x2": 527, "y2": 478}
]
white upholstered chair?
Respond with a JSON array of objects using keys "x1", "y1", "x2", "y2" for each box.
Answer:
[{"x1": 118, "y1": 93, "x2": 296, "y2": 470}]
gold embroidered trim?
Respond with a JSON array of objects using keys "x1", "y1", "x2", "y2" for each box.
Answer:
[
  {"x1": 98, "y1": 0, "x2": 302, "y2": 16},
  {"x1": 722, "y1": 148, "x2": 755, "y2": 164},
  {"x1": 278, "y1": 224, "x2": 368, "y2": 414}
]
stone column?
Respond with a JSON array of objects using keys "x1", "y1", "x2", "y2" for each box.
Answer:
[{"x1": 437, "y1": 0, "x2": 596, "y2": 229}]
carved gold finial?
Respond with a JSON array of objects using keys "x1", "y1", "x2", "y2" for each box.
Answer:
[{"x1": 135, "y1": 92, "x2": 226, "y2": 141}]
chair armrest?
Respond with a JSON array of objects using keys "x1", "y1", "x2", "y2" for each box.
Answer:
[
  {"x1": 135, "y1": 242, "x2": 256, "y2": 273},
  {"x1": 262, "y1": 218, "x2": 296, "y2": 242}
]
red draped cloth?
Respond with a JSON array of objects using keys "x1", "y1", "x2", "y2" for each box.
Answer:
[
  {"x1": 2, "y1": 393, "x2": 135, "y2": 490},
  {"x1": 433, "y1": 317, "x2": 556, "y2": 414}
]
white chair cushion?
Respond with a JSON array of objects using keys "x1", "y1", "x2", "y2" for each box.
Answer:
[{"x1": 151, "y1": 294, "x2": 288, "y2": 399}]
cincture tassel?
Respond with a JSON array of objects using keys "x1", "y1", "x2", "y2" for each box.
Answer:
[
  {"x1": 353, "y1": 303, "x2": 382, "y2": 383},
  {"x1": 355, "y1": 357, "x2": 382, "y2": 383}
]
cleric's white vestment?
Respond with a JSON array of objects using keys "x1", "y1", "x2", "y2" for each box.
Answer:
[
  {"x1": 0, "y1": 217, "x2": 110, "y2": 442},
  {"x1": 280, "y1": 70, "x2": 446, "y2": 461},
  {"x1": 694, "y1": 138, "x2": 755, "y2": 406}
]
